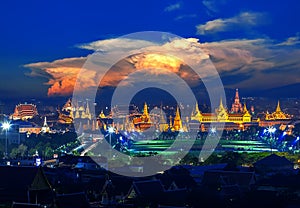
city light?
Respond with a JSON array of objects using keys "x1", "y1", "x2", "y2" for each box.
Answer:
[
  {"x1": 107, "y1": 126, "x2": 114, "y2": 134},
  {"x1": 2, "y1": 122, "x2": 11, "y2": 130},
  {"x1": 210, "y1": 127, "x2": 216, "y2": 134},
  {"x1": 1, "y1": 121, "x2": 11, "y2": 159},
  {"x1": 266, "y1": 126, "x2": 276, "y2": 134}
]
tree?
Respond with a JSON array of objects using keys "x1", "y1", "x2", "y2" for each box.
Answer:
[
  {"x1": 9, "y1": 144, "x2": 28, "y2": 158},
  {"x1": 44, "y1": 146, "x2": 54, "y2": 158},
  {"x1": 18, "y1": 144, "x2": 28, "y2": 157}
]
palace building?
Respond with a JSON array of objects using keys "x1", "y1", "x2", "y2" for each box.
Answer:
[
  {"x1": 265, "y1": 101, "x2": 291, "y2": 120},
  {"x1": 11, "y1": 103, "x2": 38, "y2": 120},
  {"x1": 190, "y1": 89, "x2": 255, "y2": 131},
  {"x1": 259, "y1": 101, "x2": 292, "y2": 127},
  {"x1": 58, "y1": 99, "x2": 94, "y2": 126}
]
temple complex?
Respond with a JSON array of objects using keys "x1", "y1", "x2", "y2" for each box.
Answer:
[{"x1": 259, "y1": 101, "x2": 292, "y2": 127}]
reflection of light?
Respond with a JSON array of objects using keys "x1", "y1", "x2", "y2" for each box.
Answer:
[{"x1": 119, "y1": 136, "x2": 123, "y2": 141}]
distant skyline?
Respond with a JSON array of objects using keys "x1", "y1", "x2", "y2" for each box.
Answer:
[{"x1": 0, "y1": 0, "x2": 300, "y2": 99}]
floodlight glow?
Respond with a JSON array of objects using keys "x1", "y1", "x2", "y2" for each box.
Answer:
[
  {"x1": 210, "y1": 127, "x2": 216, "y2": 134},
  {"x1": 107, "y1": 126, "x2": 114, "y2": 134},
  {"x1": 2, "y1": 122, "x2": 11, "y2": 130},
  {"x1": 267, "y1": 127, "x2": 276, "y2": 134}
]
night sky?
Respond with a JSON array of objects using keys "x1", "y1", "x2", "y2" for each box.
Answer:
[{"x1": 0, "y1": 0, "x2": 300, "y2": 99}]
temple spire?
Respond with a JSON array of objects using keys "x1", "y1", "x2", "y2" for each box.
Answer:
[
  {"x1": 160, "y1": 106, "x2": 166, "y2": 124},
  {"x1": 175, "y1": 106, "x2": 180, "y2": 120},
  {"x1": 219, "y1": 98, "x2": 224, "y2": 109},
  {"x1": 43, "y1": 116, "x2": 48, "y2": 127},
  {"x1": 173, "y1": 106, "x2": 182, "y2": 131},
  {"x1": 143, "y1": 102, "x2": 149, "y2": 117},
  {"x1": 243, "y1": 103, "x2": 248, "y2": 113},
  {"x1": 231, "y1": 88, "x2": 243, "y2": 113},
  {"x1": 195, "y1": 101, "x2": 200, "y2": 114},
  {"x1": 276, "y1": 100, "x2": 282, "y2": 112}
]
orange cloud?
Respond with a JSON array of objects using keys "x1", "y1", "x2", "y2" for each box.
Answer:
[
  {"x1": 25, "y1": 37, "x2": 300, "y2": 96},
  {"x1": 24, "y1": 58, "x2": 85, "y2": 96},
  {"x1": 128, "y1": 53, "x2": 183, "y2": 74}
]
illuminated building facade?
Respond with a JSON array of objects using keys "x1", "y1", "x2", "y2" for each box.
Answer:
[
  {"x1": 265, "y1": 101, "x2": 291, "y2": 120},
  {"x1": 190, "y1": 89, "x2": 255, "y2": 131},
  {"x1": 259, "y1": 101, "x2": 292, "y2": 127},
  {"x1": 58, "y1": 99, "x2": 95, "y2": 128},
  {"x1": 133, "y1": 103, "x2": 152, "y2": 131},
  {"x1": 11, "y1": 103, "x2": 38, "y2": 120}
]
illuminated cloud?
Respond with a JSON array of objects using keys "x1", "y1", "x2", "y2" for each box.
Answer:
[
  {"x1": 127, "y1": 53, "x2": 183, "y2": 74},
  {"x1": 164, "y1": 3, "x2": 181, "y2": 12},
  {"x1": 24, "y1": 57, "x2": 86, "y2": 96},
  {"x1": 196, "y1": 12, "x2": 266, "y2": 35},
  {"x1": 78, "y1": 38, "x2": 155, "y2": 51},
  {"x1": 25, "y1": 36, "x2": 300, "y2": 96}
]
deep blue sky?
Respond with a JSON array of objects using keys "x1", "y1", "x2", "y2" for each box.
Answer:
[{"x1": 0, "y1": 0, "x2": 300, "y2": 99}]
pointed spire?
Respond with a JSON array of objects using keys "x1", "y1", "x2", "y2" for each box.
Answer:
[
  {"x1": 173, "y1": 106, "x2": 182, "y2": 131},
  {"x1": 86, "y1": 100, "x2": 90, "y2": 115},
  {"x1": 143, "y1": 102, "x2": 149, "y2": 117},
  {"x1": 43, "y1": 116, "x2": 48, "y2": 127},
  {"x1": 160, "y1": 106, "x2": 166, "y2": 123},
  {"x1": 235, "y1": 88, "x2": 239, "y2": 100},
  {"x1": 195, "y1": 101, "x2": 200, "y2": 113},
  {"x1": 219, "y1": 97, "x2": 224, "y2": 109},
  {"x1": 276, "y1": 100, "x2": 282, "y2": 112},
  {"x1": 175, "y1": 106, "x2": 181, "y2": 119},
  {"x1": 243, "y1": 103, "x2": 248, "y2": 112},
  {"x1": 231, "y1": 88, "x2": 243, "y2": 113}
]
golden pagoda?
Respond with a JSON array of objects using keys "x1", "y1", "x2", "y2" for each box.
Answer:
[
  {"x1": 231, "y1": 89, "x2": 243, "y2": 113},
  {"x1": 133, "y1": 102, "x2": 152, "y2": 131},
  {"x1": 173, "y1": 106, "x2": 183, "y2": 131},
  {"x1": 216, "y1": 98, "x2": 228, "y2": 122},
  {"x1": 242, "y1": 103, "x2": 251, "y2": 122},
  {"x1": 265, "y1": 101, "x2": 291, "y2": 120},
  {"x1": 191, "y1": 101, "x2": 203, "y2": 121},
  {"x1": 159, "y1": 106, "x2": 169, "y2": 132}
]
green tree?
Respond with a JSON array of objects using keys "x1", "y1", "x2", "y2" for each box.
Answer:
[
  {"x1": 9, "y1": 144, "x2": 28, "y2": 158},
  {"x1": 44, "y1": 146, "x2": 54, "y2": 158}
]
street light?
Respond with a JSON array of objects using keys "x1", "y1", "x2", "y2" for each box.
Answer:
[
  {"x1": 2, "y1": 121, "x2": 11, "y2": 158},
  {"x1": 107, "y1": 126, "x2": 114, "y2": 157}
]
